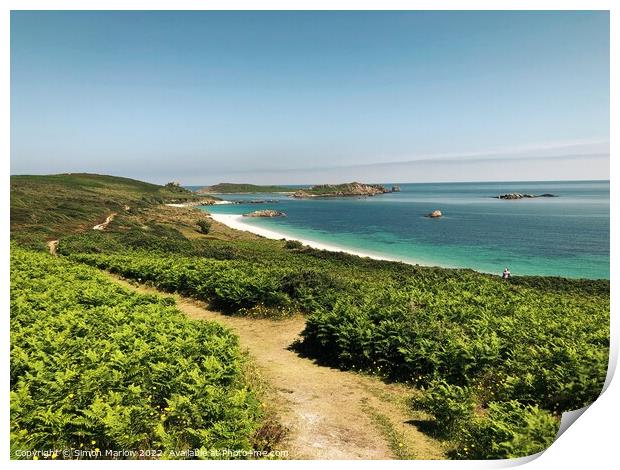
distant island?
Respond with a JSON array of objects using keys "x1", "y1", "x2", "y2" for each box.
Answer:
[
  {"x1": 292, "y1": 182, "x2": 392, "y2": 198},
  {"x1": 197, "y1": 183, "x2": 298, "y2": 194},
  {"x1": 494, "y1": 193, "x2": 557, "y2": 200},
  {"x1": 198, "y1": 181, "x2": 399, "y2": 199}
]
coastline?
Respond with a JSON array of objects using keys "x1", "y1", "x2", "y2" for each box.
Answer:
[
  {"x1": 199, "y1": 179, "x2": 611, "y2": 280},
  {"x1": 209, "y1": 213, "x2": 424, "y2": 266}
]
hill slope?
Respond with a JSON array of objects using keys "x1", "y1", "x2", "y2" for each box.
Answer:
[{"x1": 10, "y1": 173, "x2": 208, "y2": 247}]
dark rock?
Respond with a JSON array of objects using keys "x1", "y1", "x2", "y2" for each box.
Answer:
[
  {"x1": 495, "y1": 193, "x2": 557, "y2": 200},
  {"x1": 426, "y1": 210, "x2": 443, "y2": 218},
  {"x1": 243, "y1": 210, "x2": 287, "y2": 217}
]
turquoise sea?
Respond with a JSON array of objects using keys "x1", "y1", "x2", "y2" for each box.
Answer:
[{"x1": 195, "y1": 181, "x2": 610, "y2": 280}]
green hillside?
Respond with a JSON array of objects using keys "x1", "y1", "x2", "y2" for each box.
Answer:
[{"x1": 10, "y1": 173, "x2": 210, "y2": 248}]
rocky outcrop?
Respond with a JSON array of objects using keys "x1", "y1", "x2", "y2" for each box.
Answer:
[
  {"x1": 233, "y1": 199, "x2": 279, "y2": 204},
  {"x1": 165, "y1": 199, "x2": 217, "y2": 207},
  {"x1": 495, "y1": 193, "x2": 557, "y2": 200},
  {"x1": 243, "y1": 210, "x2": 287, "y2": 217},
  {"x1": 426, "y1": 210, "x2": 443, "y2": 218},
  {"x1": 391, "y1": 185, "x2": 401, "y2": 192},
  {"x1": 292, "y1": 182, "x2": 390, "y2": 198}
]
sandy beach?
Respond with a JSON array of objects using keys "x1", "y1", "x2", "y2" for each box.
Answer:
[{"x1": 209, "y1": 213, "x2": 415, "y2": 265}]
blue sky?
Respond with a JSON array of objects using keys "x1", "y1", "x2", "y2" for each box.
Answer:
[{"x1": 11, "y1": 11, "x2": 609, "y2": 184}]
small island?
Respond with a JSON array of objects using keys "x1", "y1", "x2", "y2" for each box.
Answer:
[
  {"x1": 292, "y1": 182, "x2": 391, "y2": 198},
  {"x1": 198, "y1": 183, "x2": 298, "y2": 194},
  {"x1": 231, "y1": 199, "x2": 280, "y2": 205},
  {"x1": 243, "y1": 209, "x2": 287, "y2": 217},
  {"x1": 494, "y1": 193, "x2": 557, "y2": 200}
]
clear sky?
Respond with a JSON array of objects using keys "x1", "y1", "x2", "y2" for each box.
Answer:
[{"x1": 11, "y1": 11, "x2": 609, "y2": 185}]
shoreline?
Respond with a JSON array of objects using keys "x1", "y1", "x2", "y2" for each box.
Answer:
[
  {"x1": 198, "y1": 210, "x2": 606, "y2": 280},
  {"x1": 209, "y1": 213, "x2": 426, "y2": 266}
]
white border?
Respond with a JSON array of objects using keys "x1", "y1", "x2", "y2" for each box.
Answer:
[{"x1": 3, "y1": 2, "x2": 617, "y2": 469}]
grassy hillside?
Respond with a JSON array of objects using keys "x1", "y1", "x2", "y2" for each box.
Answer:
[
  {"x1": 198, "y1": 183, "x2": 299, "y2": 193},
  {"x1": 10, "y1": 173, "x2": 211, "y2": 248},
  {"x1": 10, "y1": 173, "x2": 610, "y2": 459}
]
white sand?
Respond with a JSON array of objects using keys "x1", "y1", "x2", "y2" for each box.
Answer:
[{"x1": 209, "y1": 213, "x2": 415, "y2": 264}]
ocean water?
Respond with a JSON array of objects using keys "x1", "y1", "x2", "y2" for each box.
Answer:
[{"x1": 198, "y1": 181, "x2": 610, "y2": 280}]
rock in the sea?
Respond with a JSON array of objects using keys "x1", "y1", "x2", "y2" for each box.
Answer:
[
  {"x1": 495, "y1": 193, "x2": 557, "y2": 200},
  {"x1": 391, "y1": 185, "x2": 401, "y2": 192},
  {"x1": 234, "y1": 199, "x2": 279, "y2": 204},
  {"x1": 426, "y1": 210, "x2": 442, "y2": 218},
  {"x1": 243, "y1": 209, "x2": 287, "y2": 218}
]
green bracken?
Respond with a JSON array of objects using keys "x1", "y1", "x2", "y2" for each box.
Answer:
[
  {"x1": 10, "y1": 247, "x2": 263, "y2": 459},
  {"x1": 10, "y1": 173, "x2": 610, "y2": 459}
]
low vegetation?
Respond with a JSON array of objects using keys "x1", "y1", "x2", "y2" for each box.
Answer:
[
  {"x1": 10, "y1": 247, "x2": 268, "y2": 459},
  {"x1": 68, "y1": 248, "x2": 608, "y2": 457},
  {"x1": 414, "y1": 384, "x2": 559, "y2": 459},
  {"x1": 10, "y1": 173, "x2": 610, "y2": 459},
  {"x1": 10, "y1": 173, "x2": 214, "y2": 249}
]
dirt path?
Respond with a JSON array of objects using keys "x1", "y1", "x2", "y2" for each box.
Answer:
[
  {"x1": 47, "y1": 239, "x2": 59, "y2": 256},
  {"x1": 108, "y1": 275, "x2": 445, "y2": 460},
  {"x1": 93, "y1": 213, "x2": 116, "y2": 230}
]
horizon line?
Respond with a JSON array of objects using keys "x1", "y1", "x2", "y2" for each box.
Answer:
[{"x1": 9, "y1": 172, "x2": 610, "y2": 187}]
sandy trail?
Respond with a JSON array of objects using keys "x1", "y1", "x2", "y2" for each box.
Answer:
[
  {"x1": 107, "y1": 275, "x2": 445, "y2": 460},
  {"x1": 93, "y1": 213, "x2": 117, "y2": 230}
]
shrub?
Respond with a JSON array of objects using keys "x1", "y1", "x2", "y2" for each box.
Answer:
[
  {"x1": 414, "y1": 382, "x2": 559, "y2": 459},
  {"x1": 452, "y1": 401, "x2": 559, "y2": 459},
  {"x1": 414, "y1": 381, "x2": 476, "y2": 436},
  {"x1": 197, "y1": 219, "x2": 212, "y2": 234},
  {"x1": 283, "y1": 240, "x2": 303, "y2": 250},
  {"x1": 279, "y1": 269, "x2": 343, "y2": 311}
]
